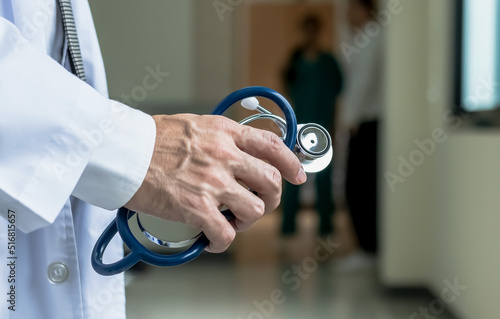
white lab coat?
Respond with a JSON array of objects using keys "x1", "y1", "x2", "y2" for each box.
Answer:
[{"x1": 0, "y1": 1, "x2": 156, "y2": 318}]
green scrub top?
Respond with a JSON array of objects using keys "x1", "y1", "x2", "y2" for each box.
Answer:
[{"x1": 284, "y1": 51, "x2": 343, "y2": 130}]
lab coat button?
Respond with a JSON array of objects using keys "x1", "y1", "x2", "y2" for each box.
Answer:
[{"x1": 47, "y1": 262, "x2": 69, "y2": 284}]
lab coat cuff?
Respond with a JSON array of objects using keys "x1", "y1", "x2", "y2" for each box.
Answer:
[{"x1": 72, "y1": 102, "x2": 156, "y2": 210}]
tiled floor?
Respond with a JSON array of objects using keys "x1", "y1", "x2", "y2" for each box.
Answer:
[{"x1": 126, "y1": 210, "x2": 456, "y2": 319}]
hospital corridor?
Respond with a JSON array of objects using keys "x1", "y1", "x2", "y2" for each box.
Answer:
[
  {"x1": 89, "y1": 0, "x2": 499, "y2": 318},
  {"x1": 0, "y1": 0, "x2": 498, "y2": 318}
]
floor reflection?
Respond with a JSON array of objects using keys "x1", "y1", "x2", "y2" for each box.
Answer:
[{"x1": 126, "y1": 210, "x2": 455, "y2": 319}]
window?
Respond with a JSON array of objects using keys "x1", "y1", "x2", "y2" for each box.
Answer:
[{"x1": 455, "y1": 0, "x2": 500, "y2": 117}]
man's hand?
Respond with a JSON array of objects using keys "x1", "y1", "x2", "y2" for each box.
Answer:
[{"x1": 126, "y1": 114, "x2": 306, "y2": 253}]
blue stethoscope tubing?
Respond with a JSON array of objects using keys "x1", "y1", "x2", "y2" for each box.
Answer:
[{"x1": 92, "y1": 86, "x2": 297, "y2": 276}]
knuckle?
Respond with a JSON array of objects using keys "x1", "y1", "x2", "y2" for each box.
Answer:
[
  {"x1": 211, "y1": 141, "x2": 235, "y2": 161},
  {"x1": 184, "y1": 207, "x2": 209, "y2": 230},
  {"x1": 212, "y1": 115, "x2": 235, "y2": 132},
  {"x1": 270, "y1": 193, "x2": 281, "y2": 212},
  {"x1": 240, "y1": 125, "x2": 253, "y2": 138},
  {"x1": 265, "y1": 132, "x2": 283, "y2": 153},
  {"x1": 269, "y1": 167, "x2": 282, "y2": 191},
  {"x1": 208, "y1": 169, "x2": 229, "y2": 191},
  {"x1": 190, "y1": 215, "x2": 207, "y2": 231},
  {"x1": 195, "y1": 193, "x2": 213, "y2": 212},
  {"x1": 266, "y1": 168, "x2": 282, "y2": 212},
  {"x1": 222, "y1": 183, "x2": 238, "y2": 198},
  {"x1": 221, "y1": 227, "x2": 236, "y2": 246},
  {"x1": 252, "y1": 199, "x2": 265, "y2": 218}
]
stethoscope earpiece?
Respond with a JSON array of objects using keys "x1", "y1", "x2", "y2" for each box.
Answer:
[{"x1": 91, "y1": 86, "x2": 332, "y2": 276}]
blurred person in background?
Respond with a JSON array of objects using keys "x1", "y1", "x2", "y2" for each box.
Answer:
[
  {"x1": 281, "y1": 14, "x2": 343, "y2": 237},
  {"x1": 341, "y1": 0, "x2": 384, "y2": 268}
]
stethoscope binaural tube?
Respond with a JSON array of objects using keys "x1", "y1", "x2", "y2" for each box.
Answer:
[
  {"x1": 211, "y1": 86, "x2": 297, "y2": 150},
  {"x1": 91, "y1": 87, "x2": 298, "y2": 276}
]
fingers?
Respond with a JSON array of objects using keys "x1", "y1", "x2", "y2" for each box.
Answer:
[
  {"x1": 218, "y1": 180, "x2": 266, "y2": 232},
  {"x1": 233, "y1": 153, "x2": 282, "y2": 215},
  {"x1": 200, "y1": 116, "x2": 305, "y2": 184},
  {"x1": 233, "y1": 126, "x2": 306, "y2": 185},
  {"x1": 201, "y1": 204, "x2": 236, "y2": 253}
]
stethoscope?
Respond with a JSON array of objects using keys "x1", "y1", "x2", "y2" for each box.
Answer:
[{"x1": 92, "y1": 86, "x2": 333, "y2": 276}]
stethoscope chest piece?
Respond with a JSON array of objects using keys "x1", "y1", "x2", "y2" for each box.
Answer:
[
  {"x1": 136, "y1": 213, "x2": 202, "y2": 249},
  {"x1": 295, "y1": 123, "x2": 333, "y2": 173}
]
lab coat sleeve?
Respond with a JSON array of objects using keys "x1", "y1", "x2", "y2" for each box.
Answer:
[{"x1": 0, "y1": 18, "x2": 156, "y2": 233}]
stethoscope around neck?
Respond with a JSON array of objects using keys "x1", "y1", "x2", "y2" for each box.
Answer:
[{"x1": 91, "y1": 86, "x2": 332, "y2": 276}]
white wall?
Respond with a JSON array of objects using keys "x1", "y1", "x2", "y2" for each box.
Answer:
[
  {"x1": 89, "y1": 0, "x2": 237, "y2": 115},
  {"x1": 427, "y1": 2, "x2": 500, "y2": 318},
  {"x1": 192, "y1": 0, "x2": 235, "y2": 107},
  {"x1": 381, "y1": 1, "x2": 500, "y2": 318},
  {"x1": 380, "y1": 0, "x2": 434, "y2": 286},
  {"x1": 88, "y1": 0, "x2": 194, "y2": 109}
]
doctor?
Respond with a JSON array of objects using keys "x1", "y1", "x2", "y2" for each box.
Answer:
[{"x1": 0, "y1": 1, "x2": 306, "y2": 318}]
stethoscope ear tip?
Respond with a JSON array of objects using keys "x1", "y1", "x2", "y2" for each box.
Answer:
[{"x1": 241, "y1": 97, "x2": 260, "y2": 110}]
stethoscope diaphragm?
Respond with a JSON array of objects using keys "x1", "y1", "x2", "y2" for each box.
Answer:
[
  {"x1": 136, "y1": 213, "x2": 202, "y2": 249},
  {"x1": 295, "y1": 123, "x2": 333, "y2": 173}
]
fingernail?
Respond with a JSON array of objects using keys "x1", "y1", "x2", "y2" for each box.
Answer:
[{"x1": 297, "y1": 166, "x2": 307, "y2": 184}]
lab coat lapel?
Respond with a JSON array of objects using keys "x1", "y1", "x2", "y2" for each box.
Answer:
[{"x1": 11, "y1": 0, "x2": 51, "y2": 52}]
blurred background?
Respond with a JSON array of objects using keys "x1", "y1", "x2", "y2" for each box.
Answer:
[{"x1": 88, "y1": 0, "x2": 500, "y2": 318}]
